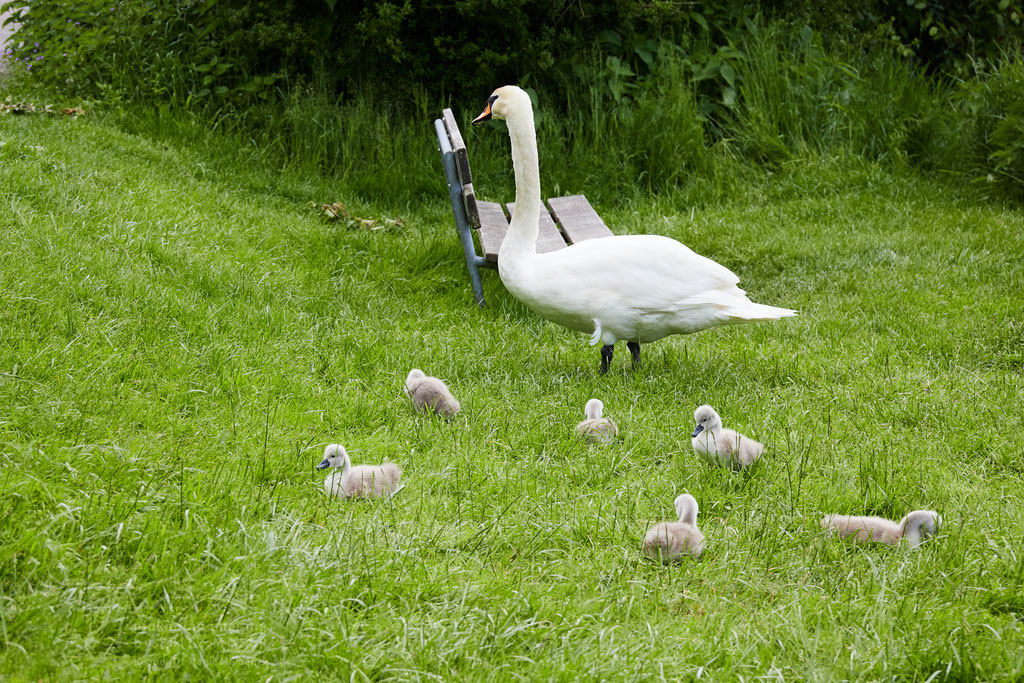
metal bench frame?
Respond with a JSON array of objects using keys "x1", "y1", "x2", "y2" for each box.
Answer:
[{"x1": 434, "y1": 108, "x2": 613, "y2": 307}]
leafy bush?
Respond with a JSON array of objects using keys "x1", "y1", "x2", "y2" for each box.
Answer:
[
  {"x1": 957, "y1": 56, "x2": 1024, "y2": 200},
  {"x1": 873, "y1": 0, "x2": 1023, "y2": 74},
  {"x1": 2, "y1": 1, "x2": 1021, "y2": 203},
  {"x1": 1, "y1": 0, "x2": 324, "y2": 104}
]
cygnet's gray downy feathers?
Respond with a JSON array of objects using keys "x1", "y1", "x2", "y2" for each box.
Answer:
[
  {"x1": 691, "y1": 405, "x2": 763, "y2": 470},
  {"x1": 643, "y1": 493, "x2": 706, "y2": 562},
  {"x1": 405, "y1": 369, "x2": 460, "y2": 418},
  {"x1": 317, "y1": 444, "x2": 402, "y2": 499},
  {"x1": 575, "y1": 398, "x2": 618, "y2": 444},
  {"x1": 821, "y1": 510, "x2": 941, "y2": 547}
]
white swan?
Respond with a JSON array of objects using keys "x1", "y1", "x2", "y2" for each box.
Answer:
[
  {"x1": 317, "y1": 444, "x2": 402, "y2": 499},
  {"x1": 691, "y1": 405, "x2": 764, "y2": 470},
  {"x1": 642, "y1": 493, "x2": 706, "y2": 562},
  {"x1": 405, "y1": 369, "x2": 461, "y2": 418},
  {"x1": 821, "y1": 510, "x2": 941, "y2": 547},
  {"x1": 574, "y1": 398, "x2": 618, "y2": 443},
  {"x1": 472, "y1": 86, "x2": 796, "y2": 372}
]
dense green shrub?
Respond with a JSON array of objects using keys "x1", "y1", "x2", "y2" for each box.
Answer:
[
  {"x1": 956, "y1": 56, "x2": 1024, "y2": 200},
  {"x1": 2, "y1": 0, "x2": 702, "y2": 105},
  {"x1": 870, "y1": 0, "x2": 1023, "y2": 74},
  {"x1": 2, "y1": 1, "x2": 1021, "y2": 202},
  {"x1": 1, "y1": 0, "x2": 328, "y2": 104},
  {"x1": 7, "y1": 0, "x2": 1018, "y2": 108}
]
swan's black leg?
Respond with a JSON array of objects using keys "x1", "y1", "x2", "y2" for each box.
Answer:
[
  {"x1": 600, "y1": 344, "x2": 614, "y2": 374},
  {"x1": 627, "y1": 341, "x2": 641, "y2": 369}
]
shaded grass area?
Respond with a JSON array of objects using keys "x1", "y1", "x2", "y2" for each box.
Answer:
[{"x1": 1, "y1": 113, "x2": 1023, "y2": 680}]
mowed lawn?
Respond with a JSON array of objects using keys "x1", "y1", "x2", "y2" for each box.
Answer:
[{"x1": 1, "y1": 112, "x2": 1023, "y2": 680}]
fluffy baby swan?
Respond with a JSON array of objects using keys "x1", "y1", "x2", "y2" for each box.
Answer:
[
  {"x1": 575, "y1": 398, "x2": 618, "y2": 444},
  {"x1": 821, "y1": 510, "x2": 941, "y2": 547},
  {"x1": 643, "y1": 493, "x2": 706, "y2": 562},
  {"x1": 317, "y1": 444, "x2": 402, "y2": 499},
  {"x1": 405, "y1": 368, "x2": 461, "y2": 417},
  {"x1": 691, "y1": 405, "x2": 763, "y2": 470}
]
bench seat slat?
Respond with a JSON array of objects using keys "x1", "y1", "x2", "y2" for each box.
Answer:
[
  {"x1": 507, "y1": 202, "x2": 568, "y2": 254},
  {"x1": 547, "y1": 194, "x2": 613, "y2": 244},
  {"x1": 477, "y1": 201, "x2": 509, "y2": 263}
]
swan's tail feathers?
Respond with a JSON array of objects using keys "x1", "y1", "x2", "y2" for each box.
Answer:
[
  {"x1": 723, "y1": 301, "x2": 798, "y2": 322},
  {"x1": 672, "y1": 291, "x2": 797, "y2": 324}
]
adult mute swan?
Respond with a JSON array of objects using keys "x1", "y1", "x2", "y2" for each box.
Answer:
[{"x1": 472, "y1": 86, "x2": 796, "y2": 372}]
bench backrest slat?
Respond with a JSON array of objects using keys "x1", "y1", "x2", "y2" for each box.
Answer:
[
  {"x1": 442, "y1": 109, "x2": 472, "y2": 185},
  {"x1": 461, "y1": 182, "x2": 480, "y2": 229},
  {"x1": 442, "y1": 108, "x2": 479, "y2": 228},
  {"x1": 547, "y1": 195, "x2": 613, "y2": 244}
]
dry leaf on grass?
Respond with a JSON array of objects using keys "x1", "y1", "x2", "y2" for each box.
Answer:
[
  {"x1": 0, "y1": 102, "x2": 37, "y2": 115},
  {"x1": 316, "y1": 202, "x2": 405, "y2": 230},
  {"x1": 0, "y1": 98, "x2": 85, "y2": 116}
]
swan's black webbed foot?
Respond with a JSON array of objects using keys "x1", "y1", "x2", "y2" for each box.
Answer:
[
  {"x1": 600, "y1": 344, "x2": 614, "y2": 374},
  {"x1": 627, "y1": 341, "x2": 641, "y2": 369}
]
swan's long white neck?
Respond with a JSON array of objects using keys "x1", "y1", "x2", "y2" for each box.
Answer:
[{"x1": 502, "y1": 103, "x2": 541, "y2": 260}]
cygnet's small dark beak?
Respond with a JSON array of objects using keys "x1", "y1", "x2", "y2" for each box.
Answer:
[
  {"x1": 691, "y1": 424, "x2": 704, "y2": 438},
  {"x1": 316, "y1": 458, "x2": 331, "y2": 470},
  {"x1": 472, "y1": 102, "x2": 492, "y2": 125}
]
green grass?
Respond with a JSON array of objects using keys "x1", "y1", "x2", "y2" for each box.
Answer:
[{"x1": 1, "y1": 109, "x2": 1023, "y2": 681}]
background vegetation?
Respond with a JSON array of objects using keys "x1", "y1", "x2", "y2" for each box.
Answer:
[
  {"x1": 2, "y1": 0, "x2": 1024, "y2": 679},
  {"x1": 2, "y1": 0, "x2": 1023, "y2": 200}
]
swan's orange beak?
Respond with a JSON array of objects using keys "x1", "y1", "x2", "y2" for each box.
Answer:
[{"x1": 472, "y1": 102, "x2": 492, "y2": 125}]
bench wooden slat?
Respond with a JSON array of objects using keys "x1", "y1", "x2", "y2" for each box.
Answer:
[
  {"x1": 442, "y1": 109, "x2": 480, "y2": 228},
  {"x1": 442, "y1": 108, "x2": 473, "y2": 187},
  {"x1": 507, "y1": 203, "x2": 568, "y2": 254},
  {"x1": 462, "y1": 182, "x2": 480, "y2": 228},
  {"x1": 547, "y1": 194, "x2": 613, "y2": 244},
  {"x1": 477, "y1": 200, "x2": 509, "y2": 263}
]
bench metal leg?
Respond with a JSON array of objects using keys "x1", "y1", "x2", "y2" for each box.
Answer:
[{"x1": 460, "y1": 236, "x2": 487, "y2": 307}]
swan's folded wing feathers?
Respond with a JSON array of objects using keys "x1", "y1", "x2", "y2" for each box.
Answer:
[
  {"x1": 715, "y1": 430, "x2": 735, "y2": 455},
  {"x1": 545, "y1": 235, "x2": 741, "y2": 307}
]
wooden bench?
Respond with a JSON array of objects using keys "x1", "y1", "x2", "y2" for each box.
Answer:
[{"x1": 433, "y1": 108, "x2": 614, "y2": 306}]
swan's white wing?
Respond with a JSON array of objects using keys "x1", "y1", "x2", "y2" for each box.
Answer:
[
  {"x1": 505, "y1": 233, "x2": 794, "y2": 342},
  {"x1": 539, "y1": 234, "x2": 740, "y2": 308}
]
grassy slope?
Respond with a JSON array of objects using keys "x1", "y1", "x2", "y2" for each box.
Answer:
[{"x1": 1, "y1": 112, "x2": 1023, "y2": 681}]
